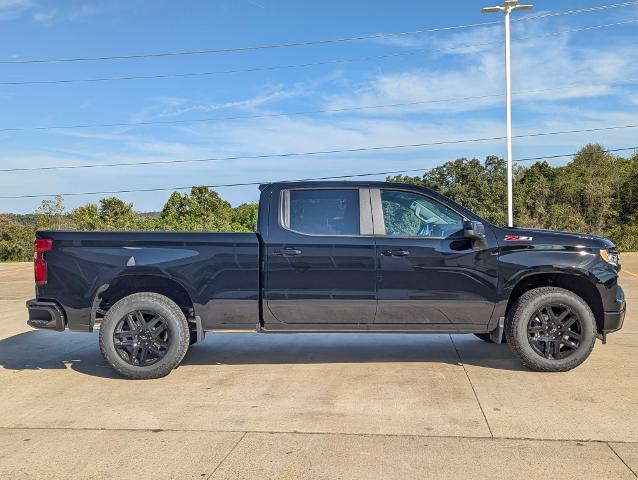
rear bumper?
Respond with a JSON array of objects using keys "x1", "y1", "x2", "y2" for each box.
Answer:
[
  {"x1": 600, "y1": 285, "x2": 625, "y2": 334},
  {"x1": 26, "y1": 299, "x2": 66, "y2": 331}
]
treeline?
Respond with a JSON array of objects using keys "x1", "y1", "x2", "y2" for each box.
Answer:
[
  {"x1": 1, "y1": 143, "x2": 637, "y2": 262},
  {"x1": 0, "y1": 187, "x2": 258, "y2": 261}
]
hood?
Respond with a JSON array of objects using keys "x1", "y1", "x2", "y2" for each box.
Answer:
[{"x1": 494, "y1": 226, "x2": 616, "y2": 250}]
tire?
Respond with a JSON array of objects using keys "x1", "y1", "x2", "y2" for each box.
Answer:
[
  {"x1": 506, "y1": 287, "x2": 596, "y2": 372},
  {"x1": 473, "y1": 333, "x2": 507, "y2": 343},
  {"x1": 99, "y1": 292, "x2": 190, "y2": 379}
]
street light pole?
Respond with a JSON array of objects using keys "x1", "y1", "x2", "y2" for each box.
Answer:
[{"x1": 482, "y1": 0, "x2": 533, "y2": 227}]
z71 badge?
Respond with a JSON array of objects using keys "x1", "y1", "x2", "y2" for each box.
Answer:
[{"x1": 504, "y1": 234, "x2": 533, "y2": 241}]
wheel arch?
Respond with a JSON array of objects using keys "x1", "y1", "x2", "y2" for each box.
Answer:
[
  {"x1": 91, "y1": 274, "x2": 195, "y2": 329},
  {"x1": 505, "y1": 272, "x2": 604, "y2": 332}
]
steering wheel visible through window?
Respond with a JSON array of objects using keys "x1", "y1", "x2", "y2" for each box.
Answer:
[{"x1": 381, "y1": 190, "x2": 463, "y2": 238}]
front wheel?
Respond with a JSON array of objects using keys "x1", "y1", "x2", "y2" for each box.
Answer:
[
  {"x1": 99, "y1": 292, "x2": 190, "y2": 379},
  {"x1": 506, "y1": 287, "x2": 597, "y2": 372}
]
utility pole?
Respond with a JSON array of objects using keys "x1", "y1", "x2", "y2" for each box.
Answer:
[{"x1": 482, "y1": 0, "x2": 533, "y2": 227}]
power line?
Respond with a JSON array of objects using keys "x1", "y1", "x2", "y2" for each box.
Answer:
[
  {"x1": 2, "y1": 20, "x2": 636, "y2": 86},
  {"x1": 513, "y1": 146, "x2": 638, "y2": 163},
  {"x1": 1, "y1": 124, "x2": 637, "y2": 174},
  {"x1": 0, "y1": 23, "x2": 503, "y2": 65},
  {"x1": 3, "y1": 1, "x2": 637, "y2": 65},
  {"x1": 1, "y1": 136, "x2": 506, "y2": 173},
  {"x1": 0, "y1": 43, "x2": 493, "y2": 85},
  {"x1": 0, "y1": 93, "x2": 504, "y2": 132},
  {"x1": 514, "y1": 1, "x2": 638, "y2": 22},
  {"x1": 0, "y1": 168, "x2": 429, "y2": 199},
  {"x1": 1, "y1": 147, "x2": 635, "y2": 200},
  {"x1": 2, "y1": 77, "x2": 636, "y2": 133}
]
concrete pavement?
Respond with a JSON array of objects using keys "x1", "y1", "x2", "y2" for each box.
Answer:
[{"x1": 0, "y1": 258, "x2": 637, "y2": 479}]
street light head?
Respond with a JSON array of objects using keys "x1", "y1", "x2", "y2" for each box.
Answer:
[{"x1": 482, "y1": 1, "x2": 533, "y2": 14}]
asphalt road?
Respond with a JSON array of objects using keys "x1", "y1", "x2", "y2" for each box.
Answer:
[{"x1": 1, "y1": 257, "x2": 637, "y2": 479}]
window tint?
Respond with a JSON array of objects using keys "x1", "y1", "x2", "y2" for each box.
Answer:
[
  {"x1": 381, "y1": 190, "x2": 463, "y2": 238},
  {"x1": 287, "y1": 189, "x2": 360, "y2": 235}
]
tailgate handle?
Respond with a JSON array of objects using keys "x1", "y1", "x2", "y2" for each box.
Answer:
[
  {"x1": 382, "y1": 249, "x2": 410, "y2": 257},
  {"x1": 273, "y1": 248, "x2": 302, "y2": 257}
]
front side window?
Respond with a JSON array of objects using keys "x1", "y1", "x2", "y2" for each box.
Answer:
[
  {"x1": 380, "y1": 190, "x2": 463, "y2": 238},
  {"x1": 286, "y1": 189, "x2": 360, "y2": 235}
]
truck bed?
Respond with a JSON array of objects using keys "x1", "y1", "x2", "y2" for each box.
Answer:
[{"x1": 35, "y1": 230, "x2": 260, "y2": 331}]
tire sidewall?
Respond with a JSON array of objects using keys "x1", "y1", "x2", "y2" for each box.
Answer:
[
  {"x1": 99, "y1": 293, "x2": 189, "y2": 379},
  {"x1": 508, "y1": 289, "x2": 596, "y2": 371}
]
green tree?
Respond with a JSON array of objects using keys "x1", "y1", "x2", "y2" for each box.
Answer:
[
  {"x1": 35, "y1": 195, "x2": 73, "y2": 230},
  {"x1": 551, "y1": 144, "x2": 622, "y2": 235},
  {"x1": 71, "y1": 203, "x2": 101, "y2": 230},
  {"x1": 231, "y1": 203, "x2": 258, "y2": 231},
  {"x1": 389, "y1": 156, "x2": 507, "y2": 225},
  {"x1": 99, "y1": 197, "x2": 135, "y2": 230},
  {"x1": 160, "y1": 186, "x2": 234, "y2": 231},
  {"x1": 617, "y1": 152, "x2": 638, "y2": 225},
  {"x1": 515, "y1": 161, "x2": 556, "y2": 228},
  {"x1": 0, "y1": 215, "x2": 33, "y2": 261},
  {"x1": 71, "y1": 197, "x2": 135, "y2": 230}
]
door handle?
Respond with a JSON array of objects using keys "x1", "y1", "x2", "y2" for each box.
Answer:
[
  {"x1": 381, "y1": 249, "x2": 410, "y2": 257},
  {"x1": 273, "y1": 247, "x2": 302, "y2": 257}
]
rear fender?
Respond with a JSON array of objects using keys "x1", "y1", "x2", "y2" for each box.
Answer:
[{"x1": 90, "y1": 271, "x2": 196, "y2": 330}]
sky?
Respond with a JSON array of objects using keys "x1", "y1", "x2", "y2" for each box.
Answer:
[{"x1": 0, "y1": 0, "x2": 637, "y2": 213}]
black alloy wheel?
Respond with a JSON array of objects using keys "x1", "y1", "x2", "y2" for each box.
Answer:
[
  {"x1": 100, "y1": 292, "x2": 190, "y2": 379},
  {"x1": 113, "y1": 310, "x2": 171, "y2": 367},
  {"x1": 527, "y1": 303, "x2": 583, "y2": 360}
]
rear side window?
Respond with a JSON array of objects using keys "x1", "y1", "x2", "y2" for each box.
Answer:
[{"x1": 284, "y1": 189, "x2": 360, "y2": 235}]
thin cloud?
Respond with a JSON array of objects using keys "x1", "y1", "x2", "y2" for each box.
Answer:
[
  {"x1": 32, "y1": 8, "x2": 55, "y2": 23},
  {"x1": 0, "y1": 0, "x2": 33, "y2": 21}
]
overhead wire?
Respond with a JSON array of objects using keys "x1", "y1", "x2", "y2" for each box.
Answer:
[
  {"x1": 1, "y1": 20, "x2": 636, "y2": 86},
  {"x1": 1, "y1": 147, "x2": 636, "y2": 199},
  {"x1": 2, "y1": 76, "x2": 636, "y2": 133},
  {"x1": 2, "y1": 1, "x2": 637, "y2": 65},
  {"x1": 1, "y1": 123, "x2": 636, "y2": 173}
]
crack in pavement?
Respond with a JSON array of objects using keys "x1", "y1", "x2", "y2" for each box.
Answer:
[
  {"x1": 8, "y1": 425, "x2": 632, "y2": 445},
  {"x1": 608, "y1": 442, "x2": 638, "y2": 478},
  {"x1": 205, "y1": 432, "x2": 247, "y2": 480},
  {"x1": 449, "y1": 334, "x2": 494, "y2": 439}
]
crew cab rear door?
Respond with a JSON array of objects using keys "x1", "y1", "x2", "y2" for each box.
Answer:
[
  {"x1": 263, "y1": 186, "x2": 377, "y2": 325},
  {"x1": 371, "y1": 187, "x2": 498, "y2": 326}
]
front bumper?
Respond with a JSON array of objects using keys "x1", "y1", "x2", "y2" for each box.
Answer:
[
  {"x1": 26, "y1": 299, "x2": 66, "y2": 331},
  {"x1": 601, "y1": 285, "x2": 625, "y2": 334}
]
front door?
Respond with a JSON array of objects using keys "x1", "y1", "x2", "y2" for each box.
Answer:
[
  {"x1": 373, "y1": 188, "x2": 498, "y2": 326},
  {"x1": 264, "y1": 186, "x2": 377, "y2": 325}
]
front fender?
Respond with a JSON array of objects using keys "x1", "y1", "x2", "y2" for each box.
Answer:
[
  {"x1": 491, "y1": 246, "x2": 622, "y2": 333},
  {"x1": 499, "y1": 246, "x2": 606, "y2": 291}
]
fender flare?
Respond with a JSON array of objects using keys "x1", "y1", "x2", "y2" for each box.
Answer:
[{"x1": 88, "y1": 273, "x2": 199, "y2": 333}]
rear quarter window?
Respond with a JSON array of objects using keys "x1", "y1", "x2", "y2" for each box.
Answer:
[{"x1": 284, "y1": 189, "x2": 360, "y2": 236}]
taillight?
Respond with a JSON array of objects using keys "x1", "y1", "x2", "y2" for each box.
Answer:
[{"x1": 34, "y1": 238, "x2": 53, "y2": 285}]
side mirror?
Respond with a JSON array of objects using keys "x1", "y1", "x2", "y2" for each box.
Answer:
[{"x1": 463, "y1": 220, "x2": 486, "y2": 241}]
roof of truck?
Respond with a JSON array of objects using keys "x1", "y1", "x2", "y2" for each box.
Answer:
[
  {"x1": 257, "y1": 180, "x2": 485, "y2": 223},
  {"x1": 258, "y1": 180, "x2": 417, "y2": 191}
]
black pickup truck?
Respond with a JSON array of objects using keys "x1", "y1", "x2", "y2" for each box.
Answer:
[{"x1": 27, "y1": 181, "x2": 625, "y2": 379}]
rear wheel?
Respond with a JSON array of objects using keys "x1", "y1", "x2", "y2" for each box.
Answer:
[
  {"x1": 99, "y1": 292, "x2": 190, "y2": 379},
  {"x1": 506, "y1": 287, "x2": 596, "y2": 372}
]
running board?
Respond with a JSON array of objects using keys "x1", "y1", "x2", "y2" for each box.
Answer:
[{"x1": 254, "y1": 323, "x2": 492, "y2": 334}]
